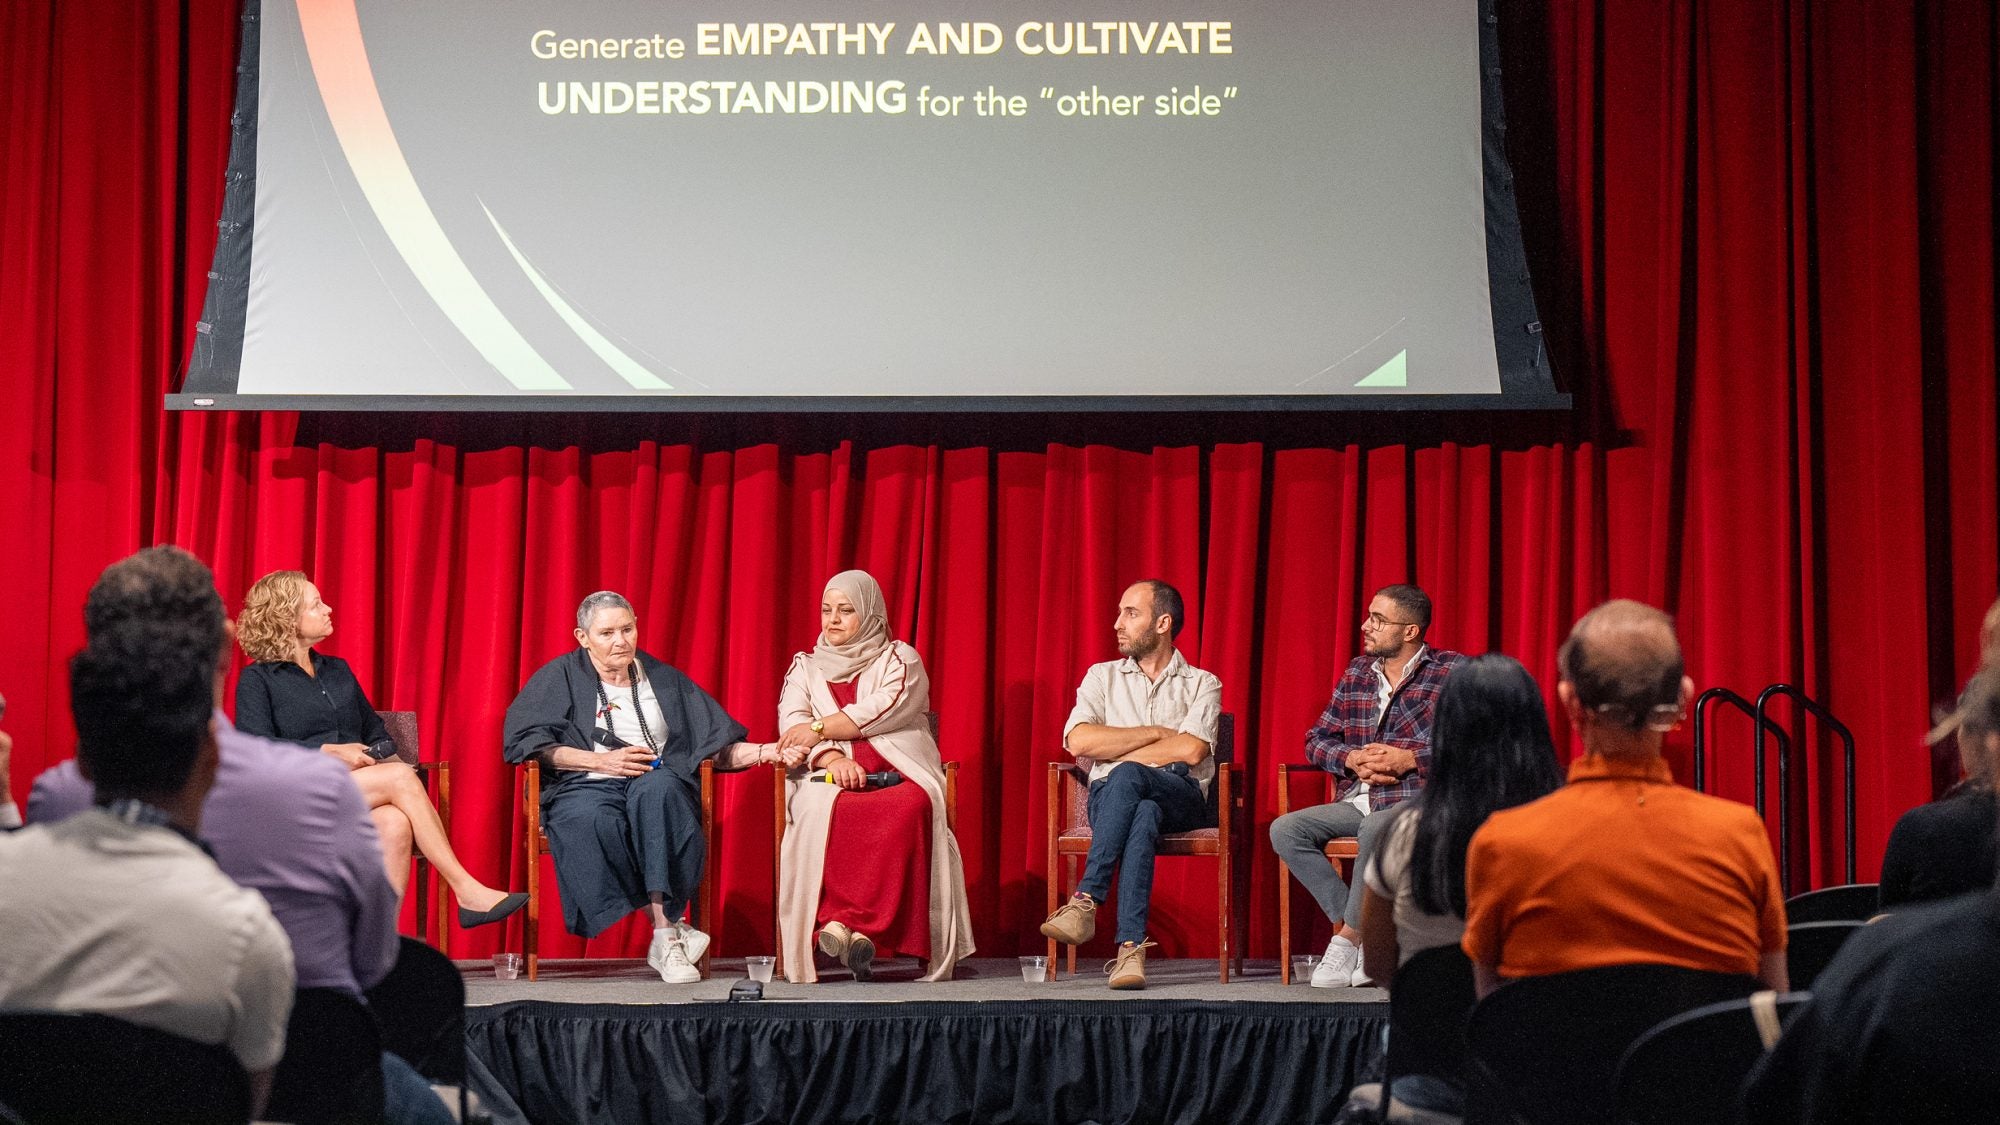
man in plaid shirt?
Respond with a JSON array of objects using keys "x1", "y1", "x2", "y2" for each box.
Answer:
[{"x1": 1272, "y1": 584, "x2": 1463, "y2": 987}]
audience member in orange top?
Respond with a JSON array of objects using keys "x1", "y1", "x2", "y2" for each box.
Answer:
[{"x1": 1459, "y1": 600, "x2": 1788, "y2": 998}]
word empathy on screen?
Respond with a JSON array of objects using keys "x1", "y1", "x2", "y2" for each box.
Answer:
[{"x1": 528, "y1": 22, "x2": 1232, "y2": 61}]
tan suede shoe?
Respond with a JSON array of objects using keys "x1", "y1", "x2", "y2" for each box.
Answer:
[
  {"x1": 1106, "y1": 939, "x2": 1155, "y2": 990},
  {"x1": 817, "y1": 920, "x2": 854, "y2": 961},
  {"x1": 1039, "y1": 893, "x2": 1097, "y2": 945},
  {"x1": 845, "y1": 930, "x2": 876, "y2": 982}
]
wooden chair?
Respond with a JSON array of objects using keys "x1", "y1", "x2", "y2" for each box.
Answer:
[
  {"x1": 1045, "y1": 712, "x2": 1244, "y2": 982},
  {"x1": 1274, "y1": 762, "x2": 1362, "y2": 983},
  {"x1": 375, "y1": 711, "x2": 448, "y2": 947},
  {"x1": 521, "y1": 758, "x2": 716, "y2": 981},
  {"x1": 771, "y1": 712, "x2": 955, "y2": 979}
]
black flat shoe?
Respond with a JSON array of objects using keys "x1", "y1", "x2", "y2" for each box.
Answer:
[{"x1": 458, "y1": 892, "x2": 529, "y2": 929}]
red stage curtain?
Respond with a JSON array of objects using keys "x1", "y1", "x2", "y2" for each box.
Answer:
[{"x1": 3, "y1": 0, "x2": 1996, "y2": 961}]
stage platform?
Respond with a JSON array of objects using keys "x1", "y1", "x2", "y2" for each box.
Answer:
[{"x1": 462, "y1": 957, "x2": 1388, "y2": 1124}]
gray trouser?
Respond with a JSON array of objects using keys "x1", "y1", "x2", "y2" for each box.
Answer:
[{"x1": 1269, "y1": 800, "x2": 1394, "y2": 932}]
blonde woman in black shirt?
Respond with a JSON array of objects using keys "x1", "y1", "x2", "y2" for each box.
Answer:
[{"x1": 236, "y1": 570, "x2": 525, "y2": 929}]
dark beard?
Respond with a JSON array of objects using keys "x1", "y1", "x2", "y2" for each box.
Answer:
[{"x1": 1119, "y1": 633, "x2": 1166, "y2": 660}]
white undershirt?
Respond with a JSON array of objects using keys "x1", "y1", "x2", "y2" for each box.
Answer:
[
  {"x1": 1347, "y1": 644, "x2": 1427, "y2": 812},
  {"x1": 583, "y1": 675, "x2": 669, "y2": 781}
]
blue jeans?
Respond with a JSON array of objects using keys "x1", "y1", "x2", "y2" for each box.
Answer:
[
  {"x1": 381, "y1": 1051, "x2": 454, "y2": 1125},
  {"x1": 1077, "y1": 762, "x2": 1210, "y2": 944}
]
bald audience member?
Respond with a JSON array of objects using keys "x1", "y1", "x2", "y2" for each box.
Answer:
[{"x1": 1460, "y1": 600, "x2": 1788, "y2": 997}]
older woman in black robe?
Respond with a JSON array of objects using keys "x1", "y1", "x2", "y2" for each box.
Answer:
[{"x1": 504, "y1": 590, "x2": 789, "y2": 983}]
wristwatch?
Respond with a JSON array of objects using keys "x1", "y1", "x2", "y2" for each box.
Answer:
[{"x1": 809, "y1": 718, "x2": 825, "y2": 735}]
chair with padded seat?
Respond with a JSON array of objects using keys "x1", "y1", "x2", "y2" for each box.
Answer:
[
  {"x1": 1463, "y1": 963, "x2": 1762, "y2": 1125},
  {"x1": 375, "y1": 710, "x2": 449, "y2": 947},
  {"x1": 0, "y1": 1010, "x2": 252, "y2": 1125},
  {"x1": 1045, "y1": 712, "x2": 1245, "y2": 982},
  {"x1": 521, "y1": 758, "x2": 716, "y2": 980},
  {"x1": 771, "y1": 711, "x2": 955, "y2": 979},
  {"x1": 1612, "y1": 990, "x2": 1811, "y2": 1125},
  {"x1": 1274, "y1": 761, "x2": 1362, "y2": 983}
]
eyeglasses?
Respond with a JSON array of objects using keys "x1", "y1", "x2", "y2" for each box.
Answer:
[{"x1": 1364, "y1": 613, "x2": 1416, "y2": 630}]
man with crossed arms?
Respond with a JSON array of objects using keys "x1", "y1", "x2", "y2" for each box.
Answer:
[{"x1": 1041, "y1": 579, "x2": 1221, "y2": 990}]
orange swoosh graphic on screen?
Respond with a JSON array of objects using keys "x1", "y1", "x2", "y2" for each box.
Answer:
[{"x1": 295, "y1": 0, "x2": 568, "y2": 390}]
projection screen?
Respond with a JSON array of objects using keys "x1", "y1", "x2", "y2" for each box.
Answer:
[{"x1": 174, "y1": 0, "x2": 1563, "y2": 410}]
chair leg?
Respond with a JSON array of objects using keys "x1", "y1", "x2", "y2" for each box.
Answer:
[
  {"x1": 1279, "y1": 856, "x2": 1293, "y2": 984},
  {"x1": 525, "y1": 839, "x2": 539, "y2": 982},
  {"x1": 1044, "y1": 852, "x2": 1058, "y2": 981},
  {"x1": 412, "y1": 858, "x2": 430, "y2": 947},
  {"x1": 1217, "y1": 843, "x2": 1231, "y2": 985},
  {"x1": 1065, "y1": 855, "x2": 1078, "y2": 978},
  {"x1": 433, "y1": 859, "x2": 447, "y2": 951}
]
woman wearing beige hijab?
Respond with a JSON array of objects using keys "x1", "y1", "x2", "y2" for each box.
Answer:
[{"x1": 772, "y1": 570, "x2": 974, "y2": 982}]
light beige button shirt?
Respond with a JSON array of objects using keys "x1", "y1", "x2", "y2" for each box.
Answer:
[{"x1": 1063, "y1": 649, "x2": 1223, "y2": 795}]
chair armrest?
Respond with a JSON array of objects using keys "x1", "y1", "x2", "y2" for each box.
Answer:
[
  {"x1": 943, "y1": 761, "x2": 958, "y2": 833},
  {"x1": 1275, "y1": 762, "x2": 1330, "y2": 817},
  {"x1": 411, "y1": 761, "x2": 446, "y2": 774}
]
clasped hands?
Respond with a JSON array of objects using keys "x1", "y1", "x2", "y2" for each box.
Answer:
[
  {"x1": 775, "y1": 720, "x2": 869, "y2": 788},
  {"x1": 1348, "y1": 742, "x2": 1416, "y2": 785}
]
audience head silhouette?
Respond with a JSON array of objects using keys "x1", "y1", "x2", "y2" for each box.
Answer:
[
  {"x1": 70, "y1": 624, "x2": 217, "y2": 807},
  {"x1": 1953, "y1": 666, "x2": 2000, "y2": 786},
  {"x1": 1408, "y1": 652, "x2": 1562, "y2": 917},
  {"x1": 1557, "y1": 599, "x2": 1690, "y2": 750},
  {"x1": 85, "y1": 545, "x2": 226, "y2": 657}
]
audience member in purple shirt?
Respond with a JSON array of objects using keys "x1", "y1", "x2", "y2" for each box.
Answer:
[{"x1": 30, "y1": 709, "x2": 400, "y2": 996}]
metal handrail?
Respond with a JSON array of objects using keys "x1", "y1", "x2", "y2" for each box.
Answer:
[
  {"x1": 1691, "y1": 686, "x2": 1792, "y2": 803},
  {"x1": 1754, "y1": 684, "x2": 1858, "y2": 893}
]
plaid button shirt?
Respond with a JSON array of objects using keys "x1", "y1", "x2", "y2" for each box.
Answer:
[{"x1": 1303, "y1": 646, "x2": 1465, "y2": 810}]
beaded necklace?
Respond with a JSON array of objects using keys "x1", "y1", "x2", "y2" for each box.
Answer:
[{"x1": 595, "y1": 663, "x2": 662, "y2": 757}]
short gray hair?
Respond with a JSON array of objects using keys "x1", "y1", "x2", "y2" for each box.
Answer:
[{"x1": 576, "y1": 591, "x2": 634, "y2": 632}]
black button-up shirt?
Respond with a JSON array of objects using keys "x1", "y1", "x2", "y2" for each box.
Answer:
[{"x1": 234, "y1": 650, "x2": 389, "y2": 751}]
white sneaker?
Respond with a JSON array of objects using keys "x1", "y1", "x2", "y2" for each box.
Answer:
[
  {"x1": 646, "y1": 927, "x2": 674, "y2": 975},
  {"x1": 1313, "y1": 935, "x2": 1360, "y2": 988},
  {"x1": 657, "y1": 939, "x2": 701, "y2": 984},
  {"x1": 1350, "y1": 961, "x2": 1377, "y2": 988},
  {"x1": 676, "y1": 921, "x2": 711, "y2": 965}
]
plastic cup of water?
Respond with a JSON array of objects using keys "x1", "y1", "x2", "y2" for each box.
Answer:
[
  {"x1": 492, "y1": 953, "x2": 523, "y2": 980},
  {"x1": 746, "y1": 956, "x2": 776, "y2": 983},
  {"x1": 1019, "y1": 955, "x2": 1049, "y2": 983},
  {"x1": 1291, "y1": 955, "x2": 1318, "y2": 982}
]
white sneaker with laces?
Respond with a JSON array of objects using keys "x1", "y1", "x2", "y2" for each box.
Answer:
[
  {"x1": 676, "y1": 921, "x2": 711, "y2": 965},
  {"x1": 657, "y1": 939, "x2": 701, "y2": 984},
  {"x1": 1313, "y1": 934, "x2": 1360, "y2": 988},
  {"x1": 1350, "y1": 960, "x2": 1377, "y2": 988},
  {"x1": 646, "y1": 927, "x2": 674, "y2": 976}
]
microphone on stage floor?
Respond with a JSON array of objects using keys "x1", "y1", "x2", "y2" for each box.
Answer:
[{"x1": 809, "y1": 769, "x2": 905, "y2": 788}]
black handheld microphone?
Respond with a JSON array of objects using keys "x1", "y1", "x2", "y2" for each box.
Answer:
[{"x1": 810, "y1": 769, "x2": 905, "y2": 788}]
